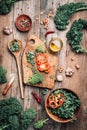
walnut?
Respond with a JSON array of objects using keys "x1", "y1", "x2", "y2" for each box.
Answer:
[{"x1": 3, "y1": 27, "x2": 12, "y2": 35}]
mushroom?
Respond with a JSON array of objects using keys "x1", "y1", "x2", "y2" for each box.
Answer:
[{"x1": 57, "y1": 75, "x2": 63, "y2": 82}]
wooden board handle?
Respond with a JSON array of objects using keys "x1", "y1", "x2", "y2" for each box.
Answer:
[{"x1": 16, "y1": 57, "x2": 24, "y2": 99}]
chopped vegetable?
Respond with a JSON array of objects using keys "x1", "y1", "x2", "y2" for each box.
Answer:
[
  {"x1": 10, "y1": 40, "x2": 20, "y2": 52},
  {"x1": 0, "y1": 65, "x2": 7, "y2": 84},
  {"x1": 66, "y1": 19, "x2": 87, "y2": 53},
  {"x1": 33, "y1": 118, "x2": 49, "y2": 129},
  {"x1": 36, "y1": 53, "x2": 51, "y2": 73},
  {"x1": 42, "y1": 89, "x2": 49, "y2": 95},
  {"x1": 54, "y1": 2, "x2": 87, "y2": 30},
  {"x1": 32, "y1": 92, "x2": 41, "y2": 104},
  {"x1": 35, "y1": 43, "x2": 46, "y2": 53},
  {"x1": 36, "y1": 53, "x2": 47, "y2": 65},
  {"x1": 48, "y1": 89, "x2": 80, "y2": 119},
  {"x1": 28, "y1": 73, "x2": 44, "y2": 84},
  {"x1": 26, "y1": 51, "x2": 36, "y2": 66}
]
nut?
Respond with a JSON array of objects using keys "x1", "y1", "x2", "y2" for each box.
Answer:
[
  {"x1": 58, "y1": 67, "x2": 64, "y2": 73},
  {"x1": 75, "y1": 64, "x2": 80, "y2": 70},
  {"x1": 71, "y1": 57, "x2": 75, "y2": 61},
  {"x1": 57, "y1": 75, "x2": 63, "y2": 82},
  {"x1": 65, "y1": 67, "x2": 74, "y2": 77},
  {"x1": 3, "y1": 27, "x2": 12, "y2": 35}
]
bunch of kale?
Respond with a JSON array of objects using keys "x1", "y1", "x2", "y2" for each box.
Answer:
[
  {"x1": 0, "y1": 0, "x2": 20, "y2": 14},
  {"x1": 0, "y1": 97, "x2": 37, "y2": 130},
  {"x1": 54, "y1": 2, "x2": 87, "y2": 30}
]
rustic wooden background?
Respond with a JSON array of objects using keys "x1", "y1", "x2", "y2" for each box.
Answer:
[{"x1": 0, "y1": 0, "x2": 87, "y2": 130}]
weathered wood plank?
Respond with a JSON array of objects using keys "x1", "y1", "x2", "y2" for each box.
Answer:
[{"x1": 0, "y1": 0, "x2": 87, "y2": 130}]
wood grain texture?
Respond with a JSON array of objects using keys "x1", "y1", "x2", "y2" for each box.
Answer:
[
  {"x1": 22, "y1": 35, "x2": 58, "y2": 89},
  {"x1": 0, "y1": 0, "x2": 87, "y2": 130}
]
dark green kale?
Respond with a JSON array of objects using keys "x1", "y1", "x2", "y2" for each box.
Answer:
[
  {"x1": 66, "y1": 19, "x2": 87, "y2": 53},
  {"x1": 0, "y1": 0, "x2": 20, "y2": 15},
  {"x1": 0, "y1": 97, "x2": 23, "y2": 121},
  {"x1": 8, "y1": 115, "x2": 19, "y2": 130},
  {"x1": 0, "y1": 66, "x2": 7, "y2": 84},
  {"x1": 20, "y1": 108, "x2": 37, "y2": 130},
  {"x1": 54, "y1": 2, "x2": 87, "y2": 30},
  {"x1": 0, "y1": 97, "x2": 37, "y2": 130}
]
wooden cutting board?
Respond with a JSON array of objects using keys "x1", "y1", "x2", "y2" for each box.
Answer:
[{"x1": 22, "y1": 35, "x2": 58, "y2": 89}]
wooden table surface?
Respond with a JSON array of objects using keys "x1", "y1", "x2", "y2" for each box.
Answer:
[{"x1": 0, "y1": 0, "x2": 87, "y2": 130}]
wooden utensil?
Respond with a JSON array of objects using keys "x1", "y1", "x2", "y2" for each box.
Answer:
[{"x1": 8, "y1": 39, "x2": 24, "y2": 99}]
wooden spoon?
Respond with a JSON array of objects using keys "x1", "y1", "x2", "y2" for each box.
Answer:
[{"x1": 8, "y1": 39, "x2": 24, "y2": 99}]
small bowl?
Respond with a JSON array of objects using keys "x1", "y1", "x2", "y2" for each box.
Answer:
[
  {"x1": 15, "y1": 14, "x2": 32, "y2": 32},
  {"x1": 45, "y1": 88, "x2": 80, "y2": 123},
  {"x1": 49, "y1": 38, "x2": 63, "y2": 53}
]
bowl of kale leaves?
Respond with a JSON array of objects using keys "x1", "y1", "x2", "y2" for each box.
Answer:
[{"x1": 45, "y1": 88, "x2": 80, "y2": 123}]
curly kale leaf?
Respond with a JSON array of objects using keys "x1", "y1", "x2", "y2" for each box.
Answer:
[
  {"x1": 54, "y1": 2, "x2": 87, "y2": 30},
  {"x1": 0, "y1": 97, "x2": 23, "y2": 121},
  {"x1": 66, "y1": 19, "x2": 87, "y2": 53},
  {"x1": 20, "y1": 108, "x2": 37, "y2": 130}
]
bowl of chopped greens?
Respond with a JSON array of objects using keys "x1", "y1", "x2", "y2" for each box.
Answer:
[{"x1": 45, "y1": 88, "x2": 80, "y2": 123}]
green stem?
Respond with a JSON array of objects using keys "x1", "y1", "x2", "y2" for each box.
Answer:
[
  {"x1": 76, "y1": 7, "x2": 87, "y2": 12},
  {"x1": 0, "y1": 125, "x2": 10, "y2": 130},
  {"x1": 43, "y1": 118, "x2": 49, "y2": 123}
]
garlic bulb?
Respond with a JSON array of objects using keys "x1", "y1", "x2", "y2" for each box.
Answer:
[{"x1": 3, "y1": 27, "x2": 12, "y2": 35}]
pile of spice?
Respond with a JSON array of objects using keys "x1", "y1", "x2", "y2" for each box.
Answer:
[{"x1": 20, "y1": 19, "x2": 31, "y2": 28}]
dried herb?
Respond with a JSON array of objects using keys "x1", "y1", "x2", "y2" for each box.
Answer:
[
  {"x1": 54, "y1": 2, "x2": 87, "y2": 30},
  {"x1": 66, "y1": 19, "x2": 87, "y2": 53}
]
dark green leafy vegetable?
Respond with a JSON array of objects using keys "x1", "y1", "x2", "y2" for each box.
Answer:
[
  {"x1": 48, "y1": 89, "x2": 80, "y2": 119},
  {"x1": 0, "y1": 65, "x2": 7, "y2": 84},
  {"x1": 54, "y1": 2, "x2": 87, "y2": 30},
  {"x1": 10, "y1": 41, "x2": 20, "y2": 52},
  {"x1": 28, "y1": 73, "x2": 44, "y2": 84},
  {"x1": 66, "y1": 19, "x2": 87, "y2": 53},
  {"x1": 33, "y1": 118, "x2": 49, "y2": 129},
  {"x1": 42, "y1": 89, "x2": 49, "y2": 95},
  {"x1": 8, "y1": 115, "x2": 19, "y2": 130},
  {"x1": 0, "y1": 97, "x2": 37, "y2": 130},
  {"x1": 35, "y1": 43, "x2": 46, "y2": 53},
  {"x1": 0, "y1": 97, "x2": 22, "y2": 121},
  {"x1": 0, "y1": 125, "x2": 10, "y2": 130},
  {"x1": 0, "y1": 0, "x2": 20, "y2": 15},
  {"x1": 26, "y1": 51, "x2": 36, "y2": 66},
  {"x1": 20, "y1": 108, "x2": 37, "y2": 130}
]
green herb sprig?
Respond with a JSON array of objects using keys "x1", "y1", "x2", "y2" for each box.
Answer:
[
  {"x1": 54, "y1": 2, "x2": 87, "y2": 30},
  {"x1": 66, "y1": 19, "x2": 87, "y2": 53}
]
